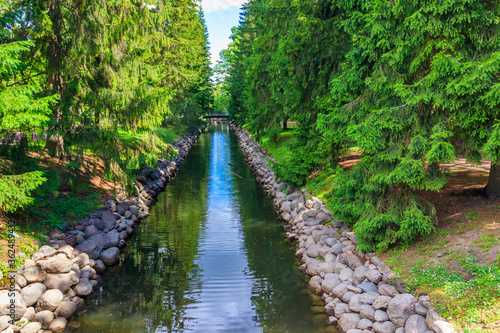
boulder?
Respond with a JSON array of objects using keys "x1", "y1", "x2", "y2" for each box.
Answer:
[
  {"x1": 36, "y1": 289, "x2": 63, "y2": 312},
  {"x1": 20, "y1": 283, "x2": 46, "y2": 307},
  {"x1": 36, "y1": 257, "x2": 73, "y2": 274},
  {"x1": 84, "y1": 225, "x2": 100, "y2": 238},
  {"x1": 432, "y1": 321, "x2": 455, "y2": 333},
  {"x1": 353, "y1": 266, "x2": 369, "y2": 285},
  {"x1": 34, "y1": 310, "x2": 54, "y2": 327},
  {"x1": 101, "y1": 209, "x2": 117, "y2": 230},
  {"x1": 0, "y1": 290, "x2": 26, "y2": 320},
  {"x1": 338, "y1": 313, "x2": 361, "y2": 332},
  {"x1": 322, "y1": 276, "x2": 341, "y2": 294},
  {"x1": 107, "y1": 229, "x2": 120, "y2": 247},
  {"x1": 366, "y1": 269, "x2": 383, "y2": 284},
  {"x1": 48, "y1": 317, "x2": 67, "y2": 332},
  {"x1": 405, "y1": 314, "x2": 433, "y2": 333},
  {"x1": 55, "y1": 301, "x2": 77, "y2": 318},
  {"x1": 20, "y1": 266, "x2": 46, "y2": 283},
  {"x1": 87, "y1": 233, "x2": 110, "y2": 250},
  {"x1": 101, "y1": 247, "x2": 120, "y2": 266},
  {"x1": 373, "y1": 295, "x2": 392, "y2": 310},
  {"x1": 19, "y1": 322, "x2": 41, "y2": 333},
  {"x1": 374, "y1": 310, "x2": 389, "y2": 322},
  {"x1": 373, "y1": 321, "x2": 396, "y2": 333},
  {"x1": 72, "y1": 253, "x2": 91, "y2": 269},
  {"x1": 378, "y1": 284, "x2": 399, "y2": 297},
  {"x1": 387, "y1": 293, "x2": 417, "y2": 326},
  {"x1": 74, "y1": 240, "x2": 99, "y2": 260},
  {"x1": 74, "y1": 278, "x2": 92, "y2": 296},
  {"x1": 44, "y1": 271, "x2": 79, "y2": 292}
]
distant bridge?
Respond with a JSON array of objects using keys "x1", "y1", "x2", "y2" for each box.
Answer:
[{"x1": 203, "y1": 114, "x2": 229, "y2": 119}]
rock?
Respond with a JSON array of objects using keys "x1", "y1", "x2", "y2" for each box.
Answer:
[
  {"x1": 15, "y1": 274, "x2": 27, "y2": 288},
  {"x1": 48, "y1": 317, "x2": 67, "y2": 332},
  {"x1": 107, "y1": 229, "x2": 120, "y2": 247},
  {"x1": 20, "y1": 283, "x2": 46, "y2": 307},
  {"x1": 20, "y1": 266, "x2": 46, "y2": 283},
  {"x1": 378, "y1": 284, "x2": 399, "y2": 297},
  {"x1": 331, "y1": 243, "x2": 346, "y2": 255},
  {"x1": 324, "y1": 301, "x2": 335, "y2": 316},
  {"x1": 0, "y1": 290, "x2": 26, "y2": 320},
  {"x1": 84, "y1": 225, "x2": 100, "y2": 238},
  {"x1": 309, "y1": 276, "x2": 323, "y2": 295},
  {"x1": 366, "y1": 269, "x2": 383, "y2": 284},
  {"x1": 93, "y1": 259, "x2": 106, "y2": 274},
  {"x1": 19, "y1": 322, "x2": 41, "y2": 333},
  {"x1": 373, "y1": 321, "x2": 396, "y2": 333},
  {"x1": 360, "y1": 304, "x2": 375, "y2": 321},
  {"x1": 334, "y1": 303, "x2": 350, "y2": 318},
  {"x1": 387, "y1": 293, "x2": 417, "y2": 326},
  {"x1": 332, "y1": 283, "x2": 351, "y2": 299},
  {"x1": 322, "y1": 276, "x2": 341, "y2": 294},
  {"x1": 374, "y1": 309, "x2": 389, "y2": 322},
  {"x1": 36, "y1": 257, "x2": 73, "y2": 274},
  {"x1": 23, "y1": 307, "x2": 35, "y2": 321},
  {"x1": 338, "y1": 313, "x2": 361, "y2": 332},
  {"x1": 345, "y1": 254, "x2": 363, "y2": 269},
  {"x1": 415, "y1": 303, "x2": 427, "y2": 316},
  {"x1": 0, "y1": 315, "x2": 11, "y2": 331},
  {"x1": 357, "y1": 281, "x2": 379, "y2": 294},
  {"x1": 396, "y1": 328, "x2": 405, "y2": 333},
  {"x1": 353, "y1": 266, "x2": 369, "y2": 284},
  {"x1": 87, "y1": 233, "x2": 110, "y2": 250},
  {"x1": 72, "y1": 253, "x2": 91, "y2": 269},
  {"x1": 36, "y1": 289, "x2": 63, "y2": 311},
  {"x1": 100, "y1": 247, "x2": 120, "y2": 266},
  {"x1": 55, "y1": 300, "x2": 77, "y2": 318},
  {"x1": 405, "y1": 314, "x2": 433, "y2": 333},
  {"x1": 357, "y1": 318, "x2": 373, "y2": 330},
  {"x1": 373, "y1": 295, "x2": 392, "y2": 310},
  {"x1": 359, "y1": 293, "x2": 379, "y2": 305},
  {"x1": 74, "y1": 240, "x2": 99, "y2": 260},
  {"x1": 34, "y1": 310, "x2": 54, "y2": 327},
  {"x1": 346, "y1": 330, "x2": 363, "y2": 333},
  {"x1": 44, "y1": 272, "x2": 79, "y2": 292},
  {"x1": 342, "y1": 291, "x2": 356, "y2": 303},
  {"x1": 432, "y1": 321, "x2": 455, "y2": 333},
  {"x1": 418, "y1": 295, "x2": 431, "y2": 309},
  {"x1": 349, "y1": 294, "x2": 362, "y2": 312},
  {"x1": 74, "y1": 278, "x2": 92, "y2": 296},
  {"x1": 340, "y1": 268, "x2": 354, "y2": 282},
  {"x1": 426, "y1": 309, "x2": 446, "y2": 329},
  {"x1": 101, "y1": 210, "x2": 117, "y2": 230}
]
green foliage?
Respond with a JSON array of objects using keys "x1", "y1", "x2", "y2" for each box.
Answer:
[{"x1": 0, "y1": 171, "x2": 46, "y2": 212}]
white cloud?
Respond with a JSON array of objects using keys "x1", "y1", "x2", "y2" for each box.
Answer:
[{"x1": 201, "y1": 0, "x2": 246, "y2": 13}]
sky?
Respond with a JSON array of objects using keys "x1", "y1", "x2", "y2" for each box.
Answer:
[{"x1": 201, "y1": 0, "x2": 247, "y2": 67}]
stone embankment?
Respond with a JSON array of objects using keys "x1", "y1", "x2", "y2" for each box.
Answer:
[
  {"x1": 230, "y1": 123, "x2": 455, "y2": 333},
  {"x1": 0, "y1": 129, "x2": 204, "y2": 333}
]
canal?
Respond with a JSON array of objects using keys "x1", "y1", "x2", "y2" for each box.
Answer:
[{"x1": 69, "y1": 124, "x2": 331, "y2": 333}]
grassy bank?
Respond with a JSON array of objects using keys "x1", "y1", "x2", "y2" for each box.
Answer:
[
  {"x1": 256, "y1": 126, "x2": 500, "y2": 333},
  {"x1": 0, "y1": 125, "x2": 186, "y2": 279}
]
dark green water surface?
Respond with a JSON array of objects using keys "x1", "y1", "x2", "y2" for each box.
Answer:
[{"x1": 69, "y1": 125, "x2": 331, "y2": 333}]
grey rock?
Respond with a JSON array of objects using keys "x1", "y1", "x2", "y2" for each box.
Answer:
[
  {"x1": 19, "y1": 322, "x2": 41, "y2": 333},
  {"x1": 74, "y1": 278, "x2": 93, "y2": 296},
  {"x1": 37, "y1": 257, "x2": 73, "y2": 274},
  {"x1": 44, "y1": 271, "x2": 79, "y2": 293},
  {"x1": 396, "y1": 328, "x2": 405, "y2": 333},
  {"x1": 23, "y1": 307, "x2": 35, "y2": 321},
  {"x1": 0, "y1": 315, "x2": 11, "y2": 331},
  {"x1": 322, "y1": 276, "x2": 341, "y2": 294},
  {"x1": 387, "y1": 293, "x2": 417, "y2": 326},
  {"x1": 74, "y1": 240, "x2": 99, "y2": 260},
  {"x1": 34, "y1": 310, "x2": 54, "y2": 327},
  {"x1": 346, "y1": 330, "x2": 363, "y2": 333},
  {"x1": 377, "y1": 262, "x2": 391, "y2": 274},
  {"x1": 101, "y1": 209, "x2": 117, "y2": 230},
  {"x1": 49, "y1": 316, "x2": 67, "y2": 332},
  {"x1": 20, "y1": 283, "x2": 46, "y2": 307},
  {"x1": 20, "y1": 266, "x2": 46, "y2": 283},
  {"x1": 332, "y1": 282, "x2": 351, "y2": 299},
  {"x1": 405, "y1": 314, "x2": 433, "y2": 333},
  {"x1": 366, "y1": 269, "x2": 383, "y2": 284},
  {"x1": 331, "y1": 243, "x2": 346, "y2": 255},
  {"x1": 374, "y1": 309, "x2": 389, "y2": 322},
  {"x1": 340, "y1": 267, "x2": 354, "y2": 282},
  {"x1": 93, "y1": 259, "x2": 106, "y2": 274},
  {"x1": 36, "y1": 289, "x2": 63, "y2": 311},
  {"x1": 309, "y1": 276, "x2": 323, "y2": 295},
  {"x1": 373, "y1": 321, "x2": 396, "y2": 333},
  {"x1": 360, "y1": 304, "x2": 375, "y2": 320},
  {"x1": 342, "y1": 291, "x2": 356, "y2": 303},
  {"x1": 0, "y1": 290, "x2": 26, "y2": 319},
  {"x1": 345, "y1": 254, "x2": 363, "y2": 269},
  {"x1": 353, "y1": 266, "x2": 369, "y2": 285},
  {"x1": 72, "y1": 253, "x2": 90, "y2": 269},
  {"x1": 15, "y1": 274, "x2": 27, "y2": 288},
  {"x1": 334, "y1": 303, "x2": 350, "y2": 318},
  {"x1": 415, "y1": 303, "x2": 427, "y2": 316},
  {"x1": 378, "y1": 283, "x2": 399, "y2": 297},
  {"x1": 87, "y1": 233, "x2": 110, "y2": 250},
  {"x1": 426, "y1": 309, "x2": 446, "y2": 330},
  {"x1": 373, "y1": 295, "x2": 392, "y2": 310},
  {"x1": 55, "y1": 300, "x2": 77, "y2": 318},
  {"x1": 84, "y1": 225, "x2": 100, "y2": 238},
  {"x1": 432, "y1": 321, "x2": 455, "y2": 333},
  {"x1": 338, "y1": 313, "x2": 361, "y2": 332},
  {"x1": 100, "y1": 247, "x2": 120, "y2": 266},
  {"x1": 349, "y1": 294, "x2": 362, "y2": 312},
  {"x1": 359, "y1": 293, "x2": 379, "y2": 305},
  {"x1": 357, "y1": 281, "x2": 379, "y2": 294},
  {"x1": 357, "y1": 318, "x2": 373, "y2": 330}
]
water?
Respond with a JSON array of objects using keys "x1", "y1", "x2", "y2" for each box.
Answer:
[{"x1": 70, "y1": 124, "x2": 332, "y2": 333}]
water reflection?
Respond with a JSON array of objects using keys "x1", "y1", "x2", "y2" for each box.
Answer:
[{"x1": 70, "y1": 125, "x2": 331, "y2": 333}]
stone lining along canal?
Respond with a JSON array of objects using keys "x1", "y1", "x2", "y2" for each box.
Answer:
[{"x1": 68, "y1": 124, "x2": 334, "y2": 333}]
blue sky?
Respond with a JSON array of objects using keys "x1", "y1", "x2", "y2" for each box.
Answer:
[{"x1": 201, "y1": 0, "x2": 246, "y2": 67}]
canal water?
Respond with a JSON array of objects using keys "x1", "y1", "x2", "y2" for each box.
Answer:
[{"x1": 69, "y1": 124, "x2": 331, "y2": 333}]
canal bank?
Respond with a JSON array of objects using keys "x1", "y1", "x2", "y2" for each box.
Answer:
[
  {"x1": 230, "y1": 123, "x2": 456, "y2": 333},
  {"x1": 0, "y1": 129, "x2": 204, "y2": 333}
]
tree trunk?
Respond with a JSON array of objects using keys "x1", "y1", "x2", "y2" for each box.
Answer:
[
  {"x1": 45, "y1": 134, "x2": 64, "y2": 158},
  {"x1": 283, "y1": 117, "x2": 288, "y2": 131},
  {"x1": 485, "y1": 162, "x2": 500, "y2": 199}
]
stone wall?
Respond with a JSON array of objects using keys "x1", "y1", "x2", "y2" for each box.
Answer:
[
  {"x1": 0, "y1": 129, "x2": 204, "y2": 333},
  {"x1": 230, "y1": 123, "x2": 455, "y2": 333}
]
